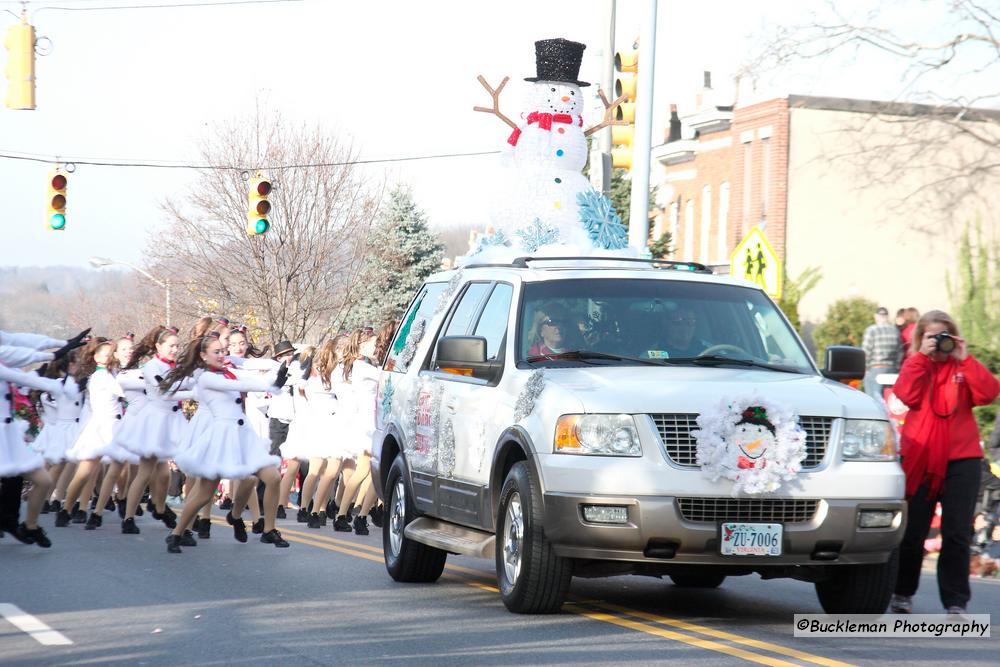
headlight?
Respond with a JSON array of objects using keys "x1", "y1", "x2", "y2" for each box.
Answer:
[
  {"x1": 841, "y1": 419, "x2": 896, "y2": 461},
  {"x1": 554, "y1": 414, "x2": 642, "y2": 457}
]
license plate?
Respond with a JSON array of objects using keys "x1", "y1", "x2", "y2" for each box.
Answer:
[{"x1": 720, "y1": 522, "x2": 783, "y2": 556}]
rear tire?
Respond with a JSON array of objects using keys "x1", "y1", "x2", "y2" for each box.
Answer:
[
  {"x1": 383, "y1": 456, "x2": 446, "y2": 583},
  {"x1": 496, "y1": 461, "x2": 572, "y2": 613},
  {"x1": 669, "y1": 572, "x2": 726, "y2": 588},
  {"x1": 814, "y1": 548, "x2": 899, "y2": 613}
]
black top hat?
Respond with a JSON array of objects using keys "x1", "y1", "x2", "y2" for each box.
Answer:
[
  {"x1": 272, "y1": 340, "x2": 295, "y2": 358},
  {"x1": 525, "y1": 38, "x2": 590, "y2": 87}
]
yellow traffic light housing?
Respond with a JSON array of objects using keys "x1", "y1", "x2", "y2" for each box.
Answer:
[
  {"x1": 612, "y1": 38, "x2": 639, "y2": 171},
  {"x1": 4, "y1": 17, "x2": 35, "y2": 110},
  {"x1": 246, "y1": 175, "x2": 272, "y2": 235},
  {"x1": 46, "y1": 170, "x2": 67, "y2": 230}
]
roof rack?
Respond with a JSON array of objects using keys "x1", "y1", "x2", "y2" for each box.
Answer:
[{"x1": 509, "y1": 256, "x2": 714, "y2": 274}]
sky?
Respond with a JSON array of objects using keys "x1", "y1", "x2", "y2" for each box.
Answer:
[{"x1": 0, "y1": 0, "x2": 979, "y2": 269}]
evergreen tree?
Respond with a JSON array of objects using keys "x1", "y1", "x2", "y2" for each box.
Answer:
[
  {"x1": 811, "y1": 296, "x2": 879, "y2": 356},
  {"x1": 344, "y1": 186, "x2": 444, "y2": 329}
]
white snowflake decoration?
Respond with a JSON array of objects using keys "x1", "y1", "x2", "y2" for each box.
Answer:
[
  {"x1": 470, "y1": 230, "x2": 511, "y2": 256},
  {"x1": 515, "y1": 218, "x2": 561, "y2": 253},
  {"x1": 379, "y1": 376, "x2": 395, "y2": 425},
  {"x1": 577, "y1": 190, "x2": 628, "y2": 250},
  {"x1": 691, "y1": 394, "x2": 807, "y2": 496}
]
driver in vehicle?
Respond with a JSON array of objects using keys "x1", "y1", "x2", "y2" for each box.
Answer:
[{"x1": 654, "y1": 306, "x2": 710, "y2": 359}]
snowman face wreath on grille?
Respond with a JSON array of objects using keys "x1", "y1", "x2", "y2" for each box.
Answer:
[
  {"x1": 526, "y1": 81, "x2": 583, "y2": 117},
  {"x1": 730, "y1": 417, "x2": 776, "y2": 470}
]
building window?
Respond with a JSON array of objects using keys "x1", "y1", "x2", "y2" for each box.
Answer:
[
  {"x1": 761, "y1": 137, "x2": 770, "y2": 227},
  {"x1": 742, "y1": 142, "x2": 752, "y2": 232},
  {"x1": 683, "y1": 200, "x2": 695, "y2": 260},
  {"x1": 700, "y1": 185, "x2": 712, "y2": 263},
  {"x1": 669, "y1": 202, "x2": 679, "y2": 259},
  {"x1": 718, "y1": 181, "x2": 730, "y2": 262}
]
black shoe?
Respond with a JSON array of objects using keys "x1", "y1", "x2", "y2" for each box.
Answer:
[
  {"x1": 54, "y1": 509, "x2": 71, "y2": 527},
  {"x1": 89, "y1": 497, "x2": 97, "y2": 511},
  {"x1": 40, "y1": 500, "x2": 50, "y2": 514},
  {"x1": 326, "y1": 499, "x2": 338, "y2": 517},
  {"x1": 84, "y1": 512, "x2": 102, "y2": 530},
  {"x1": 160, "y1": 511, "x2": 177, "y2": 529},
  {"x1": 197, "y1": 518, "x2": 211, "y2": 539},
  {"x1": 72, "y1": 509, "x2": 87, "y2": 524},
  {"x1": 146, "y1": 499, "x2": 155, "y2": 514},
  {"x1": 116, "y1": 499, "x2": 127, "y2": 519},
  {"x1": 318, "y1": 510, "x2": 328, "y2": 527},
  {"x1": 353, "y1": 515, "x2": 369, "y2": 536},
  {"x1": 165, "y1": 534, "x2": 182, "y2": 553},
  {"x1": 49, "y1": 499, "x2": 62, "y2": 513},
  {"x1": 260, "y1": 529, "x2": 289, "y2": 548},
  {"x1": 307, "y1": 513, "x2": 320, "y2": 529},
  {"x1": 333, "y1": 515, "x2": 352, "y2": 532},
  {"x1": 180, "y1": 530, "x2": 198, "y2": 547},
  {"x1": 135, "y1": 503, "x2": 144, "y2": 517},
  {"x1": 296, "y1": 508, "x2": 309, "y2": 523},
  {"x1": 226, "y1": 512, "x2": 247, "y2": 543},
  {"x1": 104, "y1": 497, "x2": 116, "y2": 512},
  {"x1": 162, "y1": 505, "x2": 177, "y2": 521},
  {"x1": 370, "y1": 505, "x2": 384, "y2": 528},
  {"x1": 121, "y1": 517, "x2": 140, "y2": 534},
  {"x1": 220, "y1": 497, "x2": 233, "y2": 510},
  {"x1": 276, "y1": 505, "x2": 286, "y2": 519},
  {"x1": 344, "y1": 504, "x2": 356, "y2": 519},
  {"x1": 251, "y1": 518, "x2": 264, "y2": 534},
  {"x1": 18, "y1": 523, "x2": 52, "y2": 548}
]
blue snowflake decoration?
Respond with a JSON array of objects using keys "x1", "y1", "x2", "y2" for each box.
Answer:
[
  {"x1": 515, "y1": 218, "x2": 561, "y2": 252},
  {"x1": 471, "y1": 229, "x2": 510, "y2": 255},
  {"x1": 380, "y1": 376, "x2": 395, "y2": 423},
  {"x1": 577, "y1": 189, "x2": 628, "y2": 250}
]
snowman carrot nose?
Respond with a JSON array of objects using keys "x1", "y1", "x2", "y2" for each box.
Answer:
[
  {"x1": 561, "y1": 96, "x2": 570, "y2": 102},
  {"x1": 745, "y1": 439, "x2": 763, "y2": 451}
]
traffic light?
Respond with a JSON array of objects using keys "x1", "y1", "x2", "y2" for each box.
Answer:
[
  {"x1": 612, "y1": 38, "x2": 639, "y2": 170},
  {"x1": 246, "y1": 174, "x2": 272, "y2": 235},
  {"x1": 4, "y1": 17, "x2": 35, "y2": 110},
  {"x1": 46, "y1": 170, "x2": 67, "y2": 230}
]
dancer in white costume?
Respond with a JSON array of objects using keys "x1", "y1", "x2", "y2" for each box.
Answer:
[
  {"x1": 164, "y1": 335, "x2": 290, "y2": 553},
  {"x1": 117, "y1": 326, "x2": 188, "y2": 533},
  {"x1": 60, "y1": 338, "x2": 139, "y2": 530},
  {"x1": 331, "y1": 328, "x2": 381, "y2": 535},
  {"x1": 278, "y1": 348, "x2": 315, "y2": 522},
  {"x1": 30, "y1": 353, "x2": 83, "y2": 516},
  {"x1": 0, "y1": 328, "x2": 86, "y2": 547}
]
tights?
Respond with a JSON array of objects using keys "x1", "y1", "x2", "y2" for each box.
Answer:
[{"x1": 337, "y1": 454, "x2": 373, "y2": 518}]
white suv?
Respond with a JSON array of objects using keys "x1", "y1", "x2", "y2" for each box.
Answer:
[{"x1": 372, "y1": 257, "x2": 904, "y2": 614}]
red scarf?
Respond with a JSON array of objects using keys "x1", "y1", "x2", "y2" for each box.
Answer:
[
  {"x1": 507, "y1": 112, "x2": 582, "y2": 146},
  {"x1": 215, "y1": 367, "x2": 238, "y2": 380},
  {"x1": 156, "y1": 355, "x2": 176, "y2": 368}
]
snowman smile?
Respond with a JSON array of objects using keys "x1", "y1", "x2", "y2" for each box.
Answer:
[{"x1": 738, "y1": 438, "x2": 766, "y2": 460}]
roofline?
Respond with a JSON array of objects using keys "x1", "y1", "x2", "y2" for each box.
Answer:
[{"x1": 786, "y1": 94, "x2": 1000, "y2": 122}]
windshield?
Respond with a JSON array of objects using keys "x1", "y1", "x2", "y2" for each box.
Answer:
[{"x1": 517, "y1": 278, "x2": 815, "y2": 374}]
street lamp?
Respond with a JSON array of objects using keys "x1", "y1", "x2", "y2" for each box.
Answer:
[{"x1": 88, "y1": 256, "x2": 171, "y2": 326}]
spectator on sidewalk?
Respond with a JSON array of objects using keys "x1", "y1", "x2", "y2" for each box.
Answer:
[
  {"x1": 862, "y1": 306, "x2": 902, "y2": 402},
  {"x1": 900, "y1": 307, "x2": 920, "y2": 360}
]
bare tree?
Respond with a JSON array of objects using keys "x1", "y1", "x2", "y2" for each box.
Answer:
[
  {"x1": 742, "y1": 0, "x2": 1000, "y2": 229},
  {"x1": 148, "y1": 111, "x2": 380, "y2": 344}
]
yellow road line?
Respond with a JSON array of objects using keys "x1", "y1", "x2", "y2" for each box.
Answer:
[{"x1": 222, "y1": 520, "x2": 852, "y2": 667}]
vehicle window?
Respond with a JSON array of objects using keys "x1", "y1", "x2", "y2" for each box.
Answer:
[
  {"x1": 444, "y1": 282, "x2": 492, "y2": 337},
  {"x1": 517, "y1": 278, "x2": 814, "y2": 373},
  {"x1": 473, "y1": 283, "x2": 513, "y2": 360},
  {"x1": 385, "y1": 281, "x2": 448, "y2": 373}
]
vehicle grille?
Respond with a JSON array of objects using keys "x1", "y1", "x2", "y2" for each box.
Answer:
[
  {"x1": 651, "y1": 414, "x2": 832, "y2": 469},
  {"x1": 677, "y1": 497, "x2": 820, "y2": 523}
]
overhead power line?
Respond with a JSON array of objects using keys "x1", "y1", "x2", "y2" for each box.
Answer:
[
  {"x1": 0, "y1": 148, "x2": 503, "y2": 170},
  {"x1": 25, "y1": 0, "x2": 305, "y2": 13}
]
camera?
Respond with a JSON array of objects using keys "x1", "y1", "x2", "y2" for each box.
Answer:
[{"x1": 933, "y1": 331, "x2": 956, "y2": 353}]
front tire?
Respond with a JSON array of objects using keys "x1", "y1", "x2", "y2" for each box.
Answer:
[
  {"x1": 814, "y1": 548, "x2": 899, "y2": 613},
  {"x1": 496, "y1": 461, "x2": 572, "y2": 613},
  {"x1": 383, "y1": 456, "x2": 446, "y2": 583}
]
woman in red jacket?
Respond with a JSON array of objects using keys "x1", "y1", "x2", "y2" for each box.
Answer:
[{"x1": 890, "y1": 310, "x2": 999, "y2": 615}]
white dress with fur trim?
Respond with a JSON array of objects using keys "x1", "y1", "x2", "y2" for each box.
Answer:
[
  {"x1": 66, "y1": 369, "x2": 138, "y2": 464},
  {"x1": 115, "y1": 358, "x2": 193, "y2": 459},
  {"x1": 30, "y1": 380, "x2": 83, "y2": 465},
  {"x1": 173, "y1": 369, "x2": 281, "y2": 479},
  {"x1": 295, "y1": 372, "x2": 340, "y2": 460},
  {"x1": 0, "y1": 361, "x2": 70, "y2": 476},
  {"x1": 339, "y1": 359, "x2": 380, "y2": 458},
  {"x1": 116, "y1": 367, "x2": 148, "y2": 416}
]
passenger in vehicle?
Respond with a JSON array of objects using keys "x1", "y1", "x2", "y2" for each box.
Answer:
[
  {"x1": 528, "y1": 305, "x2": 577, "y2": 356},
  {"x1": 658, "y1": 306, "x2": 709, "y2": 358}
]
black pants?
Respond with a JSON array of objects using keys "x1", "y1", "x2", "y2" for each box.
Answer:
[
  {"x1": 268, "y1": 418, "x2": 289, "y2": 457},
  {"x1": 0, "y1": 476, "x2": 24, "y2": 531},
  {"x1": 895, "y1": 457, "x2": 981, "y2": 608}
]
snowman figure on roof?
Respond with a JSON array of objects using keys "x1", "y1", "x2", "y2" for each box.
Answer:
[{"x1": 470, "y1": 38, "x2": 632, "y2": 259}]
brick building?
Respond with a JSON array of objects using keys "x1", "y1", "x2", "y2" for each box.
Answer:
[{"x1": 650, "y1": 89, "x2": 1000, "y2": 323}]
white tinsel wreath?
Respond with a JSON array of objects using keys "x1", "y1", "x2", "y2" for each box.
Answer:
[{"x1": 691, "y1": 394, "x2": 807, "y2": 496}]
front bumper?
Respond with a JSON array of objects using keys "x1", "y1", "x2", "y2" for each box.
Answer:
[{"x1": 543, "y1": 493, "x2": 905, "y2": 566}]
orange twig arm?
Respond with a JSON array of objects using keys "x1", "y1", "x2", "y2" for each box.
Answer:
[
  {"x1": 584, "y1": 90, "x2": 629, "y2": 137},
  {"x1": 472, "y1": 75, "x2": 518, "y2": 131}
]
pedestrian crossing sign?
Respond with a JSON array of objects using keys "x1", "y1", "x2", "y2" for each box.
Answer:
[{"x1": 730, "y1": 226, "x2": 782, "y2": 300}]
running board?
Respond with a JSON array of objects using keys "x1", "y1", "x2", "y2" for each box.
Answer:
[{"x1": 404, "y1": 517, "x2": 495, "y2": 559}]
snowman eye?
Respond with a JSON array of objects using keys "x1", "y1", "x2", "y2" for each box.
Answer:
[
  {"x1": 570, "y1": 91, "x2": 575, "y2": 96},
  {"x1": 550, "y1": 87, "x2": 556, "y2": 92}
]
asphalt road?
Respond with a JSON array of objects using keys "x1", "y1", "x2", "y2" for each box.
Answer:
[{"x1": 1, "y1": 508, "x2": 997, "y2": 666}]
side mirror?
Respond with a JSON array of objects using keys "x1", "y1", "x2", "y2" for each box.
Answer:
[
  {"x1": 822, "y1": 345, "x2": 866, "y2": 382},
  {"x1": 435, "y1": 336, "x2": 500, "y2": 383}
]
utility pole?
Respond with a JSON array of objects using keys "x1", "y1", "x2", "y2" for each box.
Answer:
[
  {"x1": 589, "y1": 0, "x2": 615, "y2": 197},
  {"x1": 627, "y1": 0, "x2": 658, "y2": 252}
]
